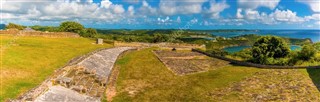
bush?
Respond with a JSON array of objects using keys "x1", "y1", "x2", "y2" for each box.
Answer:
[
  {"x1": 233, "y1": 48, "x2": 252, "y2": 60},
  {"x1": 153, "y1": 33, "x2": 169, "y2": 43},
  {"x1": 298, "y1": 44, "x2": 316, "y2": 61},
  {"x1": 6, "y1": 23, "x2": 25, "y2": 30},
  {"x1": 251, "y1": 36, "x2": 290, "y2": 64},
  {"x1": 59, "y1": 21, "x2": 84, "y2": 33},
  {"x1": 208, "y1": 49, "x2": 228, "y2": 56},
  {"x1": 80, "y1": 28, "x2": 98, "y2": 38}
]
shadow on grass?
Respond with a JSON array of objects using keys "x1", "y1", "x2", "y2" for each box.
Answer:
[{"x1": 307, "y1": 68, "x2": 320, "y2": 92}]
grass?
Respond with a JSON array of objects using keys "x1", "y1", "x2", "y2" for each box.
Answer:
[
  {"x1": 111, "y1": 48, "x2": 320, "y2": 101},
  {"x1": 112, "y1": 48, "x2": 260, "y2": 101},
  {"x1": 0, "y1": 35, "x2": 112, "y2": 101}
]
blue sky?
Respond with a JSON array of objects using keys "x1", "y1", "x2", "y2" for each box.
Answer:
[{"x1": 1, "y1": 0, "x2": 320, "y2": 29}]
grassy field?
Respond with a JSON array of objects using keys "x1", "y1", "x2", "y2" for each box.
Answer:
[
  {"x1": 111, "y1": 48, "x2": 320, "y2": 101},
  {"x1": 0, "y1": 35, "x2": 112, "y2": 101}
]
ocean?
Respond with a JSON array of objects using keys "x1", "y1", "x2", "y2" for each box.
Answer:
[{"x1": 211, "y1": 30, "x2": 320, "y2": 42}]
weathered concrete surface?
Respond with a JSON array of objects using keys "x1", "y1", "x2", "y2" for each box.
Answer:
[
  {"x1": 14, "y1": 47, "x2": 135, "y2": 102},
  {"x1": 34, "y1": 86, "x2": 98, "y2": 102}
]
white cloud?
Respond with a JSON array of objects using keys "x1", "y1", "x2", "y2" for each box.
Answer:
[
  {"x1": 238, "y1": 0, "x2": 280, "y2": 10},
  {"x1": 244, "y1": 9, "x2": 260, "y2": 20},
  {"x1": 177, "y1": 16, "x2": 181, "y2": 23},
  {"x1": 128, "y1": 5, "x2": 135, "y2": 16},
  {"x1": 234, "y1": 9, "x2": 306, "y2": 25},
  {"x1": 236, "y1": 8, "x2": 244, "y2": 19},
  {"x1": 190, "y1": 18, "x2": 198, "y2": 24},
  {"x1": 270, "y1": 9, "x2": 304, "y2": 22},
  {"x1": 159, "y1": 0, "x2": 207, "y2": 15},
  {"x1": 305, "y1": 14, "x2": 320, "y2": 21},
  {"x1": 113, "y1": 5, "x2": 125, "y2": 14},
  {"x1": 206, "y1": 0, "x2": 229, "y2": 19},
  {"x1": 100, "y1": 0, "x2": 112, "y2": 8},
  {"x1": 138, "y1": 1, "x2": 157, "y2": 15},
  {"x1": 0, "y1": 0, "x2": 127, "y2": 24},
  {"x1": 297, "y1": 0, "x2": 320, "y2": 12}
]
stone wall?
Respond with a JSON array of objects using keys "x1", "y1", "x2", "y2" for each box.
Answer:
[
  {"x1": 192, "y1": 49, "x2": 320, "y2": 69},
  {"x1": 114, "y1": 41, "x2": 205, "y2": 50},
  {"x1": 20, "y1": 31, "x2": 80, "y2": 38},
  {"x1": 0, "y1": 29, "x2": 19, "y2": 34},
  {"x1": 0, "y1": 29, "x2": 80, "y2": 38}
]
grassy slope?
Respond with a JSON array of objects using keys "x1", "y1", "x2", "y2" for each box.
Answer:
[
  {"x1": 112, "y1": 48, "x2": 260, "y2": 101},
  {"x1": 112, "y1": 48, "x2": 320, "y2": 101},
  {"x1": 0, "y1": 35, "x2": 112, "y2": 101}
]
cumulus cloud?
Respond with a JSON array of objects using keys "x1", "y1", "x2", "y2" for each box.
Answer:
[
  {"x1": 236, "y1": 8, "x2": 244, "y2": 19},
  {"x1": 297, "y1": 0, "x2": 320, "y2": 12},
  {"x1": 159, "y1": 0, "x2": 207, "y2": 15},
  {"x1": 238, "y1": 9, "x2": 305, "y2": 25},
  {"x1": 0, "y1": 0, "x2": 127, "y2": 24},
  {"x1": 205, "y1": 0, "x2": 229, "y2": 19},
  {"x1": 128, "y1": 5, "x2": 135, "y2": 16},
  {"x1": 238, "y1": 0, "x2": 280, "y2": 10},
  {"x1": 100, "y1": 0, "x2": 112, "y2": 8},
  {"x1": 270, "y1": 9, "x2": 304, "y2": 22},
  {"x1": 138, "y1": 1, "x2": 157, "y2": 15}
]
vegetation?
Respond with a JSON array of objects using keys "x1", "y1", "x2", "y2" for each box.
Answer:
[
  {"x1": 0, "y1": 35, "x2": 111, "y2": 101},
  {"x1": 111, "y1": 48, "x2": 260, "y2": 101},
  {"x1": 251, "y1": 36, "x2": 290, "y2": 64},
  {"x1": 5, "y1": 23, "x2": 25, "y2": 30},
  {"x1": 298, "y1": 44, "x2": 317, "y2": 61},
  {"x1": 59, "y1": 21, "x2": 84, "y2": 33},
  {"x1": 31, "y1": 25, "x2": 60, "y2": 32},
  {"x1": 110, "y1": 48, "x2": 320, "y2": 101},
  {"x1": 80, "y1": 28, "x2": 98, "y2": 38}
]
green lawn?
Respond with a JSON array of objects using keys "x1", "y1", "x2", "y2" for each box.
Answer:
[
  {"x1": 112, "y1": 48, "x2": 260, "y2": 101},
  {"x1": 0, "y1": 35, "x2": 112, "y2": 101},
  {"x1": 111, "y1": 48, "x2": 320, "y2": 101}
]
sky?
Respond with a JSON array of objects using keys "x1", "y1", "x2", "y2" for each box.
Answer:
[{"x1": 1, "y1": 0, "x2": 320, "y2": 29}]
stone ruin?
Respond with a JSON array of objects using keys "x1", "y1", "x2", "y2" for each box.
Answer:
[{"x1": 12, "y1": 47, "x2": 136, "y2": 102}]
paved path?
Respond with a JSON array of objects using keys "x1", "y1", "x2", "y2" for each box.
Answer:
[{"x1": 15, "y1": 47, "x2": 135, "y2": 102}]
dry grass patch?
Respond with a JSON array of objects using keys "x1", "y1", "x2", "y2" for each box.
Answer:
[
  {"x1": 210, "y1": 69, "x2": 320, "y2": 101},
  {"x1": 154, "y1": 50, "x2": 230, "y2": 75}
]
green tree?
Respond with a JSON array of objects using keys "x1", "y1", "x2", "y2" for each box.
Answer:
[
  {"x1": 80, "y1": 28, "x2": 98, "y2": 37},
  {"x1": 59, "y1": 21, "x2": 84, "y2": 33},
  {"x1": 153, "y1": 33, "x2": 169, "y2": 43},
  {"x1": 252, "y1": 36, "x2": 290, "y2": 64},
  {"x1": 6, "y1": 23, "x2": 25, "y2": 30},
  {"x1": 298, "y1": 44, "x2": 316, "y2": 60}
]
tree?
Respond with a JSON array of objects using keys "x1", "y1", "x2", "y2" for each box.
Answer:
[
  {"x1": 6, "y1": 23, "x2": 25, "y2": 30},
  {"x1": 59, "y1": 21, "x2": 84, "y2": 33},
  {"x1": 252, "y1": 36, "x2": 290, "y2": 64},
  {"x1": 298, "y1": 44, "x2": 316, "y2": 60},
  {"x1": 153, "y1": 33, "x2": 169, "y2": 43},
  {"x1": 80, "y1": 28, "x2": 98, "y2": 37}
]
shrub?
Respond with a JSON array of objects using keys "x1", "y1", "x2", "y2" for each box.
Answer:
[
  {"x1": 208, "y1": 49, "x2": 228, "y2": 56},
  {"x1": 251, "y1": 36, "x2": 290, "y2": 64},
  {"x1": 59, "y1": 21, "x2": 84, "y2": 34},
  {"x1": 233, "y1": 48, "x2": 252, "y2": 60},
  {"x1": 153, "y1": 33, "x2": 169, "y2": 43},
  {"x1": 298, "y1": 44, "x2": 316, "y2": 61},
  {"x1": 80, "y1": 28, "x2": 98, "y2": 38},
  {"x1": 6, "y1": 23, "x2": 25, "y2": 30}
]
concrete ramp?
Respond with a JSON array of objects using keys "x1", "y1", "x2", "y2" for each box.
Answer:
[
  {"x1": 34, "y1": 86, "x2": 98, "y2": 102},
  {"x1": 14, "y1": 47, "x2": 135, "y2": 102}
]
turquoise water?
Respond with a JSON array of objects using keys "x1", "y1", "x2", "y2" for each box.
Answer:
[
  {"x1": 224, "y1": 45, "x2": 301, "y2": 53},
  {"x1": 211, "y1": 30, "x2": 320, "y2": 42}
]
